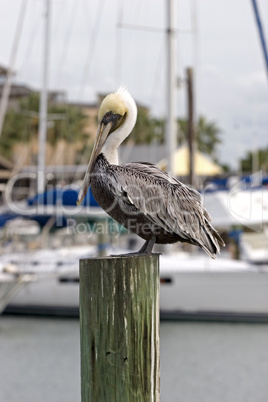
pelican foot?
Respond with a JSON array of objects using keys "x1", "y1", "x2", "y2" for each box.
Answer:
[
  {"x1": 109, "y1": 236, "x2": 157, "y2": 257},
  {"x1": 136, "y1": 236, "x2": 156, "y2": 254}
]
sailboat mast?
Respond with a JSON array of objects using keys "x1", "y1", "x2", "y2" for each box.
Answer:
[
  {"x1": 251, "y1": 0, "x2": 268, "y2": 81},
  {"x1": 166, "y1": 0, "x2": 177, "y2": 177},
  {"x1": 38, "y1": 0, "x2": 50, "y2": 194},
  {"x1": 0, "y1": 1, "x2": 28, "y2": 138}
]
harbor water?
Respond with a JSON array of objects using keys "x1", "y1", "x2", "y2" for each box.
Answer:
[{"x1": 0, "y1": 317, "x2": 268, "y2": 402}]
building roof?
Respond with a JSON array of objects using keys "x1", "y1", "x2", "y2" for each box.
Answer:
[
  {"x1": 0, "y1": 83, "x2": 32, "y2": 98},
  {"x1": 67, "y1": 101, "x2": 97, "y2": 109},
  {"x1": 158, "y1": 143, "x2": 223, "y2": 176},
  {"x1": 119, "y1": 144, "x2": 165, "y2": 165},
  {"x1": 0, "y1": 65, "x2": 13, "y2": 76}
]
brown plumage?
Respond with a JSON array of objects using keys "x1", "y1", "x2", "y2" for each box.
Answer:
[{"x1": 77, "y1": 87, "x2": 225, "y2": 257}]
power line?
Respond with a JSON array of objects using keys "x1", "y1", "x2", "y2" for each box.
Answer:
[
  {"x1": 117, "y1": 22, "x2": 191, "y2": 35},
  {"x1": 18, "y1": 1, "x2": 40, "y2": 76},
  {"x1": 55, "y1": 0, "x2": 79, "y2": 88},
  {"x1": 79, "y1": 0, "x2": 106, "y2": 100},
  {"x1": 115, "y1": 0, "x2": 124, "y2": 87}
]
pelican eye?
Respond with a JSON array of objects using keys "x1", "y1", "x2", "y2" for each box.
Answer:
[
  {"x1": 101, "y1": 111, "x2": 125, "y2": 133},
  {"x1": 102, "y1": 111, "x2": 115, "y2": 125},
  {"x1": 105, "y1": 111, "x2": 112, "y2": 118}
]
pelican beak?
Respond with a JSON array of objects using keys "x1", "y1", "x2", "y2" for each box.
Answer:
[
  {"x1": 77, "y1": 112, "x2": 124, "y2": 206},
  {"x1": 76, "y1": 121, "x2": 113, "y2": 206}
]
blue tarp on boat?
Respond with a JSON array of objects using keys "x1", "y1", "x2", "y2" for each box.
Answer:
[
  {"x1": 27, "y1": 187, "x2": 98, "y2": 207},
  {"x1": 0, "y1": 188, "x2": 99, "y2": 228}
]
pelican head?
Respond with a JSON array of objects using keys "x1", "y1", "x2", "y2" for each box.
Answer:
[{"x1": 77, "y1": 87, "x2": 137, "y2": 205}]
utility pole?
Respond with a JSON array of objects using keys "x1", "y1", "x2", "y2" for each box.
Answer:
[
  {"x1": 38, "y1": 0, "x2": 50, "y2": 194},
  {"x1": 166, "y1": 0, "x2": 177, "y2": 177},
  {"x1": 187, "y1": 67, "x2": 195, "y2": 186}
]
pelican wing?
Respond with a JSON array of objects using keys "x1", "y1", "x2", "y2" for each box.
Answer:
[{"x1": 107, "y1": 162, "x2": 223, "y2": 254}]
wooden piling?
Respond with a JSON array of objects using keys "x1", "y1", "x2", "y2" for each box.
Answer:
[{"x1": 80, "y1": 255, "x2": 160, "y2": 402}]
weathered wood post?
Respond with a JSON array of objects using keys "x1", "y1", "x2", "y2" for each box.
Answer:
[{"x1": 80, "y1": 255, "x2": 160, "y2": 401}]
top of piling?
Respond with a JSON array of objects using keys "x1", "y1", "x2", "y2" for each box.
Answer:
[{"x1": 80, "y1": 253, "x2": 161, "y2": 261}]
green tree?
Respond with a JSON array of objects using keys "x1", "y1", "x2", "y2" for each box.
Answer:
[
  {"x1": 178, "y1": 115, "x2": 221, "y2": 161},
  {"x1": 240, "y1": 147, "x2": 268, "y2": 172},
  {"x1": 0, "y1": 93, "x2": 88, "y2": 158},
  {"x1": 123, "y1": 109, "x2": 222, "y2": 161},
  {"x1": 123, "y1": 107, "x2": 165, "y2": 145}
]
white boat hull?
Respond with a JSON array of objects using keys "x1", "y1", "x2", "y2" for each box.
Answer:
[
  {"x1": 4, "y1": 252, "x2": 268, "y2": 322},
  {"x1": 160, "y1": 270, "x2": 268, "y2": 321}
]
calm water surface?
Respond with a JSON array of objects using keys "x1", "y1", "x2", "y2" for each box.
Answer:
[{"x1": 0, "y1": 317, "x2": 268, "y2": 402}]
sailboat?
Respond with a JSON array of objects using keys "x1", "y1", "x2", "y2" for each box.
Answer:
[{"x1": 1, "y1": 0, "x2": 268, "y2": 321}]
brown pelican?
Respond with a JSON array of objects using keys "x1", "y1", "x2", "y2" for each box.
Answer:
[{"x1": 77, "y1": 87, "x2": 224, "y2": 257}]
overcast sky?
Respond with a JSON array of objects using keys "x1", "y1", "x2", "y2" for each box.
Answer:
[{"x1": 0, "y1": 0, "x2": 267, "y2": 169}]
